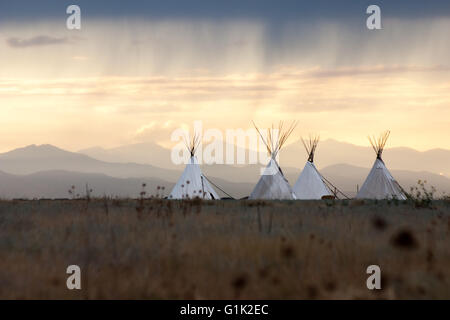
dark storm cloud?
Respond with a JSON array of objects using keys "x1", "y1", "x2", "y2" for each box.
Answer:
[{"x1": 1, "y1": 0, "x2": 450, "y2": 22}]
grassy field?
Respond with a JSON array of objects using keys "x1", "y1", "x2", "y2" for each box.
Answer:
[{"x1": 0, "y1": 198, "x2": 449, "y2": 299}]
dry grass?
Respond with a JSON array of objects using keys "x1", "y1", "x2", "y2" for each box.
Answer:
[{"x1": 0, "y1": 198, "x2": 449, "y2": 299}]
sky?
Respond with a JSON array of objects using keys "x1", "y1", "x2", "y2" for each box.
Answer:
[{"x1": 0, "y1": 0, "x2": 450, "y2": 152}]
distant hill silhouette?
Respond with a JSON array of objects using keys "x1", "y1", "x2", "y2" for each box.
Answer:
[
  {"x1": 78, "y1": 139, "x2": 450, "y2": 177},
  {"x1": 0, "y1": 143, "x2": 448, "y2": 199},
  {"x1": 0, "y1": 170, "x2": 253, "y2": 199}
]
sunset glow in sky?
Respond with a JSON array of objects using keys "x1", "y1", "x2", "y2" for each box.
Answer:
[{"x1": 1, "y1": 1, "x2": 450, "y2": 152}]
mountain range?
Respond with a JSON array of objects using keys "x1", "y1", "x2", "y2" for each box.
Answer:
[
  {"x1": 0, "y1": 140, "x2": 448, "y2": 199},
  {"x1": 78, "y1": 139, "x2": 450, "y2": 177}
]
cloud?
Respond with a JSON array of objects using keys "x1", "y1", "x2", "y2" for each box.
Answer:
[
  {"x1": 114, "y1": 104, "x2": 182, "y2": 115},
  {"x1": 308, "y1": 65, "x2": 450, "y2": 78},
  {"x1": 72, "y1": 56, "x2": 89, "y2": 61},
  {"x1": 133, "y1": 120, "x2": 189, "y2": 145},
  {"x1": 0, "y1": 65, "x2": 449, "y2": 151},
  {"x1": 7, "y1": 35, "x2": 70, "y2": 48},
  {"x1": 2, "y1": 65, "x2": 449, "y2": 110}
]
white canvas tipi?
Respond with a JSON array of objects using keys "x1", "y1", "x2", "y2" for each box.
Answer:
[
  {"x1": 169, "y1": 135, "x2": 220, "y2": 200},
  {"x1": 356, "y1": 131, "x2": 407, "y2": 200},
  {"x1": 249, "y1": 122, "x2": 297, "y2": 200},
  {"x1": 293, "y1": 136, "x2": 333, "y2": 199}
]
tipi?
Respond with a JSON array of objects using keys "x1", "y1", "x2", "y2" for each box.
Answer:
[
  {"x1": 168, "y1": 134, "x2": 220, "y2": 200},
  {"x1": 356, "y1": 131, "x2": 407, "y2": 200},
  {"x1": 249, "y1": 122, "x2": 297, "y2": 200},
  {"x1": 293, "y1": 136, "x2": 333, "y2": 199}
]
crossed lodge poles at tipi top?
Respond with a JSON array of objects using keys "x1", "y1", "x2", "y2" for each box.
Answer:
[{"x1": 169, "y1": 124, "x2": 407, "y2": 201}]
